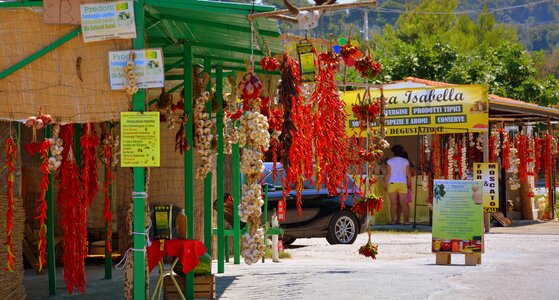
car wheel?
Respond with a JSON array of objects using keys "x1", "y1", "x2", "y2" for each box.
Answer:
[
  {"x1": 326, "y1": 211, "x2": 359, "y2": 245},
  {"x1": 282, "y1": 238, "x2": 296, "y2": 246}
]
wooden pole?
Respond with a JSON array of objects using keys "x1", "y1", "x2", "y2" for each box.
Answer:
[{"x1": 247, "y1": 1, "x2": 377, "y2": 20}]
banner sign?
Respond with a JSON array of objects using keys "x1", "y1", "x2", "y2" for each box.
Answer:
[
  {"x1": 473, "y1": 163, "x2": 500, "y2": 213},
  {"x1": 80, "y1": 1, "x2": 136, "y2": 42},
  {"x1": 120, "y1": 112, "x2": 160, "y2": 167},
  {"x1": 432, "y1": 180, "x2": 484, "y2": 254},
  {"x1": 342, "y1": 85, "x2": 488, "y2": 136},
  {"x1": 109, "y1": 49, "x2": 164, "y2": 90}
]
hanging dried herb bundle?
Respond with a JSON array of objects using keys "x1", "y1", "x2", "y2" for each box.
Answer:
[
  {"x1": 80, "y1": 123, "x2": 99, "y2": 207},
  {"x1": 278, "y1": 53, "x2": 298, "y2": 171},
  {"x1": 57, "y1": 125, "x2": 88, "y2": 294}
]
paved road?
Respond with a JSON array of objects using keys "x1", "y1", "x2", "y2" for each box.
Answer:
[{"x1": 216, "y1": 220, "x2": 559, "y2": 300}]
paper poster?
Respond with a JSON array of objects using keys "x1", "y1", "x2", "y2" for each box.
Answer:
[
  {"x1": 109, "y1": 49, "x2": 164, "y2": 90},
  {"x1": 343, "y1": 85, "x2": 489, "y2": 136},
  {"x1": 80, "y1": 1, "x2": 136, "y2": 42},
  {"x1": 120, "y1": 112, "x2": 160, "y2": 167},
  {"x1": 473, "y1": 163, "x2": 500, "y2": 213},
  {"x1": 432, "y1": 180, "x2": 484, "y2": 254},
  {"x1": 297, "y1": 42, "x2": 315, "y2": 83}
]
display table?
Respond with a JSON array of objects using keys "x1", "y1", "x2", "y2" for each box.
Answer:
[{"x1": 147, "y1": 239, "x2": 206, "y2": 300}]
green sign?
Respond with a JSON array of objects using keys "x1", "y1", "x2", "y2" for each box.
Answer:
[
  {"x1": 432, "y1": 180, "x2": 483, "y2": 254},
  {"x1": 120, "y1": 112, "x2": 160, "y2": 167},
  {"x1": 80, "y1": 1, "x2": 136, "y2": 43}
]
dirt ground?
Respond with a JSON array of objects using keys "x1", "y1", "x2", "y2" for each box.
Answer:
[{"x1": 23, "y1": 220, "x2": 559, "y2": 299}]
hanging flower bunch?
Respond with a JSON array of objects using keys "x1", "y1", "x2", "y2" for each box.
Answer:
[
  {"x1": 358, "y1": 239, "x2": 379, "y2": 260},
  {"x1": 4, "y1": 136, "x2": 17, "y2": 272},
  {"x1": 339, "y1": 41, "x2": 362, "y2": 66},
  {"x1": 24, "y1": 139, "x2": 51, "y2": 272},
  {"x1": 354, "y1": 54, "x2": 382, "y2": 80},
  {"x1": 352, "y1": 194, "x2": 383, "y2": 217},
  {"x1": 260, "y1": 56, "x2": 279, "y2": 71},
  {"x1": 57, "y1": 125, "x2": 88, "y2": 294}
]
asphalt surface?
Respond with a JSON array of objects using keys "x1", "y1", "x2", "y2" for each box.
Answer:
[{"x1": 23, "y1": 220, "x2": 558, "y2": 299}]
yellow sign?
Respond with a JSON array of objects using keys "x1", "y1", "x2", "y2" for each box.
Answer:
[
  {"x1": 473, "y1": 163, "x2": 500, "y2": 213},
  {"x1": 343, "y1": 85, "x2": 489, "y2": 136},
  {"x1": 120, "y1": 112, "x2": 160, "y2": 167}
]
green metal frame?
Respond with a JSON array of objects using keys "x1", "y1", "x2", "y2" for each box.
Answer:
[
  {"x1": 215, "y1": 65, "x2": 225, "y2": 273},
  {"x1": 183, "y1": 41, "x2": 196, "y2": 300},
  {"x1": 0, "y1": 27, "x2": 81, "y2": 81},
  {"x1": 132, "y1": 2, "x2": 147, "y2": 300},
  {"x1": 45, "y1": 125, "x2": 56, "y2": 296}
]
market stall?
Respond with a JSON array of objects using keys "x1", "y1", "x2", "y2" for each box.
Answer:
[{"x1": 343, "y1": 77, "x2": 559, "y2": 225}]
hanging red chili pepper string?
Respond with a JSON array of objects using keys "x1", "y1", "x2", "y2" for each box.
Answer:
[
  {"x1": 517, "y1": 134, "x2": 528, "y2": 182},
  {"x1": 500, "y1": 129, "x2": 510, "y2": 171},
  {"x1": 489, "y1": 133, "x2": 496, "y2": 162},
  {"x1": 57, "y1": 124, "x2": 87, "y2": 294},
  {"x1": 544, "y1": 133, "x2": 552, "y2": 190},
  {"x1": 80, "y1": 123, "x2": 99, "y2": 207},
  {"x1": 103, "y1": 143, "x2": 114, "y2": 253},
  {"x1": 311, "y1": 49, "x2": 351, "y2": 205},
  {"x1": 4, "y1": 137, "x2": 17, "y2": 271},
  {"x1": 432, "y1": 133, "x2": 441, "y2": 178},
  {"x1": 24, "y1": 139, "x2": 50, "y2": 272}
]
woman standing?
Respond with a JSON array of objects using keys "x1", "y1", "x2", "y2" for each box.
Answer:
[{"x1": 384, "y1": 145, "x2": 412, "y2": 225}]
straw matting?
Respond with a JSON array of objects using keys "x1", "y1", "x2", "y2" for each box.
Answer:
[
  {"x1": 0, "y1": 196, "x2": 26, "y2": 300},
  {"x1": 0, "y1": 9, "x2": 132, "y2": 123}
]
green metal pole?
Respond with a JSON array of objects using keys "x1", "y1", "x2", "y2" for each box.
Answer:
[
  {"x1": 133, "y1": 1, "x2": 147, "y2": 299},
  {"x1": 216, "y1": 65, "x2": 225, "y2": 273},
  {"x1": 104, "y1": 151, "x2": 113, "y2": 279},
  {"x1": 232, "y1": 130, "x2": 241, "y2": 264},
  {"x1": 45, "y1": 125, "x2": 56, "y2": 296},
  {"x1": 0, "y1": 27, "x2": 81, "y2": 81},
  {"x1": 183, "y1": 41, "x2": 195, "y2": 300},
  {"x1": 203, "y1": 56, "x2": 213, "y2": 256},
  {"x1": 74, "y1": 124, "x2": 82, "y2": 165}
]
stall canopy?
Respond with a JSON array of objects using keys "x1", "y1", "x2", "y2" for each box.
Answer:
[{"x1": 144, "y1": 0, "x2": 284, "y2": 76}]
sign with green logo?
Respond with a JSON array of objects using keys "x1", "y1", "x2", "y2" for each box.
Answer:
[
  {"x1": 432, "y1": 180, "x2": 484, "y2": 254},
  {"x1": 297, "y1": 42, "x2": 315, "y2": 83},
  {"x1": 120, "y1": 112, "x2": 160, "y2": 167},
  {"x1": 108, "y1": 48, "x2": 165, "y2": 90},
  {"x1": 80, "y1": 1, "x2": 136, "y2": 43}
]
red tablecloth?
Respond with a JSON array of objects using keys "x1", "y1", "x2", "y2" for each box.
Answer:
[{"x1": 147, "y1": 239, "x2": 207, "y2": 273}]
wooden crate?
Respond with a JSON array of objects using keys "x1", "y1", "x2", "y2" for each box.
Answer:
[{"x1": 164, "y1": 275, "x2": 215, "y2": 300}]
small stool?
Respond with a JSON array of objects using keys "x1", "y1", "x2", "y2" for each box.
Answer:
[{"x1": 150, "y1": 258, "x2": 184, "y2": 300}]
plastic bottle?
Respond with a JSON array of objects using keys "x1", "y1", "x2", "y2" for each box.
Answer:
[{"x1": 176, "y1": 209, "x2": 187, "y2": 239}]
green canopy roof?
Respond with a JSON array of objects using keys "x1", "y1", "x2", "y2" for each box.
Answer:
[{"x1": 144, "y1": 0, "x2": 284, "y2": 76}]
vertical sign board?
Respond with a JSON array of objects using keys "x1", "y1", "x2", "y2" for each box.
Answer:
[
  {"x1": 473, "y1": 163, "x2": 499, "y2": 213},
  {"x1": 432, "y1": 180, "x2": 484, "y2": 254},
  {"x1": 80, "y1": 1, "x2": 136, "y2": 43},
  {"x1": 109, "y1": 49, "x2": 165, "y2": 90},
  {"x1": 297, "y1": 42, "x2": 315, "y2": 83},
  {"x1": 120, "y1": 112, "x2": 160, "y2": 167}
]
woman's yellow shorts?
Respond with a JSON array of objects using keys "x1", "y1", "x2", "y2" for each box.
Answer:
[{"x1": 388, "y1": 182, "x2": 407, "y2": 194}]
